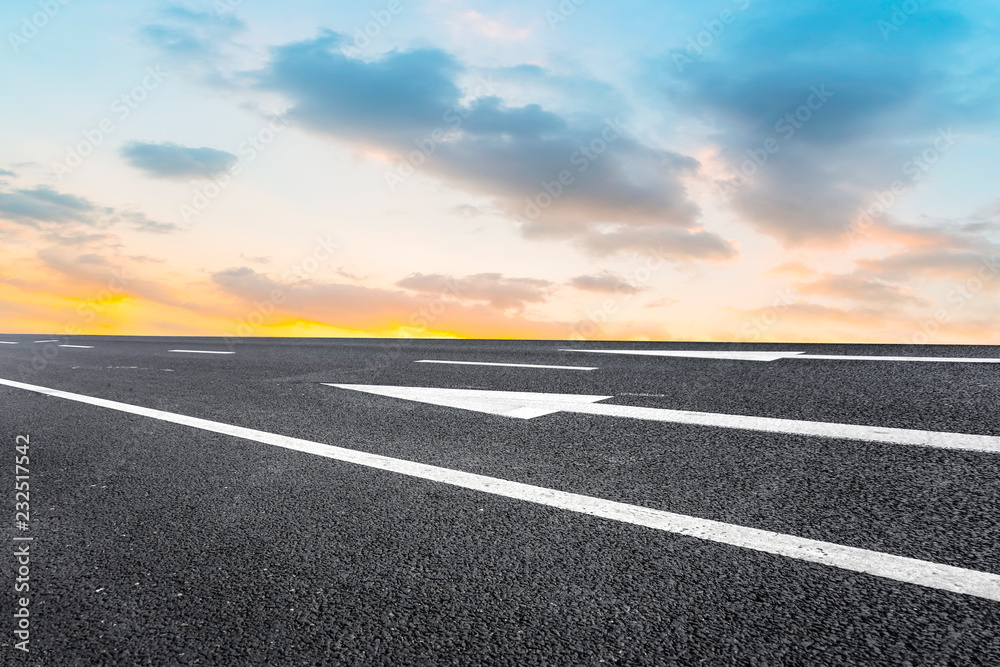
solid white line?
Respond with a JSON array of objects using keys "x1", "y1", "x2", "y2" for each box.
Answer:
[
  {"x1": 0, "y1": 341, "x2": 18, "y2": 345},
  {"x1": 1, "y1": 377, "x2": 997, "y2": 602},
  {"x1": 58, "y1": 345, "x2": 94, "y2": 349},
  {"x1": 416, "y1": 360, "x2": 598, "y2": 371},
  {"x1": 796, "y1": 354, "x2": 1000, "y2": 363},
  {"x1": 330, "y1": 385, "x2": 1000, "y2": 454},
  {"x1": 167, "y1": 350, "x2": 235, "y2": 355},
  {"x1": 560, "y1": 349, "x2": 803, "y2": 362},
  {"x1": 34, "y1": 339, "x2": 58, "y2": 343},
  {"x1": 572, "y1": 403, "x2": 1000, "y2": 454},
  {"x1": 560, "y1": 349, "x2": 1000, "y2": 363}
]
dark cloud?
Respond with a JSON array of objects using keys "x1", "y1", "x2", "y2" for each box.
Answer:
[
  {"x1": 569, "y1": 272, "x2": 641, "y2": 294},
  {"x1": 0, "y1": 186, "x2": 101, "y2": 227},
  {"x1": 578, "y1": 226, "x2": 738, "y2": 262},
  {"x1": 121, "y1": 141, "x2": 238, "y2": 179},
  {"x1": 657, "y1": 0, "x2": 1000, "y2": 244},
  {"x1": 252, "y1": 33, "x2": 734, "y2": 261},
  {"x1": 0, "y1": 185, "x2": 178, "y2": 237},
  {"x1": 396, "y1": 272, "x2": 552, "y2": 310}
]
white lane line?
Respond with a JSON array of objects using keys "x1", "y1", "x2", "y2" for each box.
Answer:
[
  {"x1": 58, "y1": 345, "x2": 94, "y2": 349},
  {"x1": 560, "y1": 349, "x2": 1000, "y2": 363},
  {"x1": 167, "y1": 350, "x2": 235, "y2": 355},
  {"x1": 796, "y1": 354, "x2": 1000, "y2": 363},
  {"x1": 329, "y1": 385, "x2": 1000, "y2": 455},
  {"x1": 34, "y1": 339, "x2": 59, "y2": 343},
  {"x1": 416, "y1": 360, "x2": 598, "y2": 371},
  {"x1": 0, "y1": 341, "x2": 19, "y2": 345},
  {"x1": 1, "y1": 376, "x2": 998, "y2": 602}
]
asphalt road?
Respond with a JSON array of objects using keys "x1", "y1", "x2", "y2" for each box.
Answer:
[{"x1": 1, "y1": 335, "x2": 999, "y2": 665}]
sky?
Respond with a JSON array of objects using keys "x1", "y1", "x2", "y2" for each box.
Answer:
[{"x1": 1, "y1": 0, "x2": 999, "y2": 343}]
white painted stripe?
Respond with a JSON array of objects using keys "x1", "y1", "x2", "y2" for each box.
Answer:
[
  {"x1": 0, "y1": 341, "x2": 19, "y2": 345},
  {"x1": 330, "y1": 385, "x2": 1000, "y2": 455},
  {"x1": 797, "y1": 354, "x2": 1000, "y2": 363},
  {"x1": 167, "y1": 349, "x2": 235, "y2": 355},
  {"x1": 58, "y1": 345, "x2": 94, "y2": 349},
  {"x1": 0, "y1": 376, "x2": 997, "y2": 602},
  {"x1": 560, "y1": 349, "x2": 803, "y2": 362},
  {"x1": 34, "y1": 339, "x2": 58, "y2": 343},
  {"x1": 561, "y1": 348, "x2": 1000, "y2": 364},
  {"x1": 416, "y1": 359, "x2": 598, "y2": 371}
]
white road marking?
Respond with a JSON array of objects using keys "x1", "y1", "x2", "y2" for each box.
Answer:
[
  {"x1": 329, "y1": 384, "x2": 1000, "y2": 455},
  {"x1": 796, "y1": 354, "x2": 1000, "y2": 363},
  {"x1": 167, "y1": 350, "x2": 235, "y2": 355},
  {"x1": 0, "y1": 341, "x2": 19, "y2": 345},
  {"x1": 560, "y1": 349, "x2": 1000, "y2": 363},
  {"x1": 416, "y1": 360, "x2": 598, "y2": 371},
  {"x1": 59, "y1": 345, "x2": 94, "y2": 349},
  {"x1": 34, "y1": 339, "x2": 59, "y2": 343},
  {"x1": 1, "y1": 375, "x2": 998, "y2": 602}
]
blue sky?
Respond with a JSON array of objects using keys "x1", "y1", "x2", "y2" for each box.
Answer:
[{"x1": 2, "y1": 0, "x2": 998, "y2": 342}]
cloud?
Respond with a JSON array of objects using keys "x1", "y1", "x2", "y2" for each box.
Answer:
[
  {"x1": 396, "y1": 272, "x2": 552, "y2": 310},
  {"x1": 657, "y1": 0, "x2": 1000, "y2": 245},
  {"x1": 121, "y1": 141, "x2": 238, "y2": 179},
  {"x1": 0, "y1": 185, "x2": 178, "y2": 242},
  {"x1": 252, "y1": 33, "x2": 735, "y2": 261},
  {"x1": 857, "y1": 246, "x2": 1000, "y2": 284},
  {"x1": 569, "y1": 272, "x2": 642, "y2": 294},
  {"x1": 0, "y1": 169, "x2": 16, "y2": 178},
  {"x1": 765, "y1": 261, "x2": 817, "y2": 279},
  {"x1": 797, "y1": 273, "x2": 929, "y2": 307},
  {"x1": 578, "y1": 226, "x2": 738, "y2": 262},
  {"x1": 454, "y1": 11, "x2": 532, "y2": 42},
  {"x1": 0, "y1": 186, "x2": 102, "y2": 227},
  {"x1": 212, "y1": 267, "x2": 570, "y2": 338}
]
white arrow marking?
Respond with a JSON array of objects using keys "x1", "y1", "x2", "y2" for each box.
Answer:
[
  {"x1": 561, "y1": 349, "x2": 805, "y2": 362},
  {"x1": 1, "y1": 375, "x2": 999, "y2": 602},
  {"x1": 416, "y1": 360, "x2": 598, "y2": 371},
  {"x1": 328, "y1": 384, "x2": 1000, "y2": 454},
  {"x1": 560, "y1": 349, "x2": 1000, "y2": 363}
]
